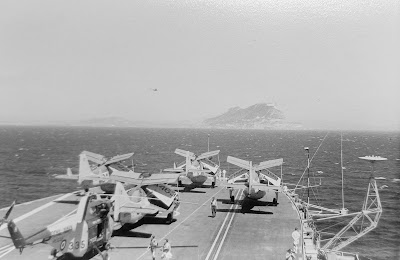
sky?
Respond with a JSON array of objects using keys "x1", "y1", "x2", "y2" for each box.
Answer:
[{"x1": 0, "y1": 0, "x2": 399, "y2": 130}]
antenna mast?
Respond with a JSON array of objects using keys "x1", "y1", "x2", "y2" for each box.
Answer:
[
  {"x1": 340, "y1": 133, "x2": 345, "y2": 210},
  {"x1": 207, "y1": 134, "x2": 210, "y2": 152},
  {"x1": 304, "y1": 147, "x2": 310, "y2": 204}
]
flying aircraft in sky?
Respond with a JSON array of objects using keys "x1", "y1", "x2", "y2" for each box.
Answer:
[
  {"x1": 164, "y1": 148, "x2": 222, "y2": 188},
  {"x1": 148, "y1": 88, "x2": 158, "y2": 92},
  {"x1": 225, "y1": 156, "x2": 283, "y2": 204}
]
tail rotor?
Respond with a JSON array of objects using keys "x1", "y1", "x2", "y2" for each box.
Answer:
[
  {"x1": 0, "y1": 201, "x2": 26, "y2": 253},
  {"x1": 0, "y1": 200, "x2": 15, "y2": 227}
]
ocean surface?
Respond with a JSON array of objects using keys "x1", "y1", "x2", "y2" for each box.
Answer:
[{"x1": 0, "y1": 126, "x2": 399, "y2": 259}]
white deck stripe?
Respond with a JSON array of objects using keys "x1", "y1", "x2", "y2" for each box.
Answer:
[
  {"x1": 204, "y1": 189, "x2": 241, "y2": 260},
  {"x1": 0, "y1": 245, "x2": 11, "y2": 251},
  {"x1": 213, "y1": 190, "x2": 243, "y2": 260},
  {"x1": 135, "y1": 188, "x2": 225, "y2": 260},
  {"x1": 0, "y1": 192, "x2": 73, "y2": 232},
  {"x1": 0, "y1": 246, "x2": 14, "y2": 258},
  {"x1": 0, "y1": 194, "x2": 65, "y2": 211}
]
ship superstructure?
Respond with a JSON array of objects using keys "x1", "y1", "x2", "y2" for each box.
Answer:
[{"x1": 284, "y1": 135, "x2": 384, "y2": 260}]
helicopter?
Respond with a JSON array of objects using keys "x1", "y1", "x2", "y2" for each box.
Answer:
[
  {"x1": 54, "y1": 150, "x2": 134, "y2": 193},
  {"x1": 164, "y1": 149, "x2": 222, "y2": 188},
  {"x1": 224, "y1": 156, "x2": 282, "y2": 203},
  {"x1": 4, "y1": 194, "x2": 115, "y2": 259},
  {"x1": 3, "y1": 179, "x2": 180, "y2": 259}
]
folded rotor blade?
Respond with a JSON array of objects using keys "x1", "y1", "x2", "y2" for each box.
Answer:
[
  {"x1": 175, "y1": 149, "x2": 195, "y2": 159},
  {"x1": 253, "y1": 158, "x2": 283, "y2": 171},
  {"x1": 227, "y1": 156, "x2": 251, "y2": 170},
  {"x1": 81, "y1": 151, "x2": 107, "y2": 165},
  {"x1": 196, "y1": 150, "x2": 220, "y2": 161},
  {"x1": 104, "y1": 153, "x2": 134, "y2": 165}
]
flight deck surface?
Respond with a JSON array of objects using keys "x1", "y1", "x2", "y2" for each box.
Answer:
[{"x1": 0, "y1": 186, "x2": 300, "y2": 260}]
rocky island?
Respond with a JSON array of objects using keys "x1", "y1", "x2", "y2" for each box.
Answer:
[{"x1": 203, "y1": 103, "x2": 302, "y2": 130}]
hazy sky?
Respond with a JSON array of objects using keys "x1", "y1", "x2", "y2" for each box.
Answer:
[{"x1": 0, "y1": 0, "x2": 399, "y2": 130}]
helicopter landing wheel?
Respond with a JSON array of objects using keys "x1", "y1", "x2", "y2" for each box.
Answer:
[
  {"x1": 166, "y1": 213, "x2": 173, "y2": 224},
  {"x1": 104, "y1": 242, "x2": 111, "y2": 250}
]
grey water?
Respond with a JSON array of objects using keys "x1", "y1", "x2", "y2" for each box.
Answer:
[{"x1": 0, "y1": 126, "x2": 399, "y2": 259}]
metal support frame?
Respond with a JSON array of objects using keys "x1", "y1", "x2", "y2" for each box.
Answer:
[{"x1": 321, "y1": 177, "x2": 382, "y2": 251}]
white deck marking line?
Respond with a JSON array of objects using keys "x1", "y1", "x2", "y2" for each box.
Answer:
[
  {"x1": 0, "y1": 194, "x2": 64, "y2": 211},
  {"x1": 135, "y1": 188, "x2": 225, "y2": 260},
  {"x1": 0, "y1": 245, "x2": 12, "y2": 251},
  {"x1": 0, "y1": 244, "x2": 13, "y2": 252},
  {"x1": 0, "y1": 192, "x2": 73, "y2": 232},
  {"x1": 212, "y1": 190, "x2": 243, "y2": 260},
  {"x1": 0, "y1": 246, "x2": 14, "y2": 258},
  {"x1": 204, "y1": 189, "x2": 242, "y2": 260}
]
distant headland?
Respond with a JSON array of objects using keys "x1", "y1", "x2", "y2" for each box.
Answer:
[
  {"x1": 203, "y1": 103, "x2": 302, "y2": 130},
  {"x1": 0, "y1": 103, "x2": 303, "y2": 130}
]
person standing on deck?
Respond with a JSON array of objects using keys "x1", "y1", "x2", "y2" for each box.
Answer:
[
  {"x1": 211, "y1": 175, "x2": 216, "y2": 188},
  {"x1": 101, "y1": 251, "x2": 110, "y2": 260},
  {"x1": 292, "y1": 227, "x2": 300, "y2": 253},
  {"x1": 228, "y1": 187, "x2": 234, "y2": 203},
  {"x1": 150, "y1": 235, "x2": 158, "y2": 260},
  {"x1": 161, "y1": 238, "x2": 172, "y2": 260},
  {"x1": 211, "y1": 197, "x2": 218, "y2": 217}
]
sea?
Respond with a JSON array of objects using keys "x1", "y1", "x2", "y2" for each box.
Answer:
[{"x1": 0, "y1": 126, "x2": 399, "y2": 259}]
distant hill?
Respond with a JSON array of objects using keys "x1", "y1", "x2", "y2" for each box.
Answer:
[
  {"x1": 203, "y1": 103, "x2": 302, "y2": 129},
  {"x1": 0, "y1": 105, "x2": 301, "y2": 129},
  {"x1": 0, "y1": 116, "x2": 200, "y2": 128},
  {"x1": 72, "y1": 117, "x2": 198, "y2": 128},
  {"x1": 75, "y1": 117, "x2": 136, "y2": 127},
  {"x1": 73, "y1": 116, "x2": 141, "y2": 127}
]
